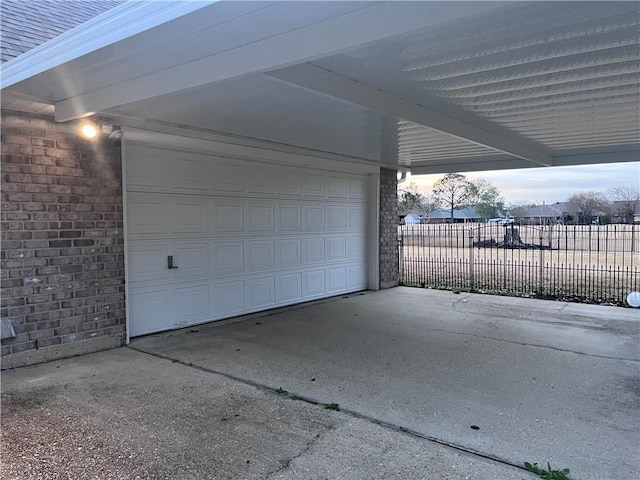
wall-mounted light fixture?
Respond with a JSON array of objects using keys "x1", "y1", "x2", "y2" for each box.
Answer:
[
  {"x1": 106, "y1": 125, "x2": 123, "y2": 141},
  {"x1": 80, "y1": 122, "x2": 98, "y2": 139},
  {"x1": 397, "y1": 170, "x2": 410, "y2": 184},
  {"x1": 78, "y1": 121, "x2": 122, "y2": 141}
]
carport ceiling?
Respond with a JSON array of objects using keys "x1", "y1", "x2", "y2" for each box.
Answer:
[{"x1": 2, "y1": 1, "x2": 639, "y2": 173}]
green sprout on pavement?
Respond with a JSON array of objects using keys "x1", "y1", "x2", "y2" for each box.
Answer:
[{"x1": 524, "y1": 462, "x2": 571, "y2": 480}]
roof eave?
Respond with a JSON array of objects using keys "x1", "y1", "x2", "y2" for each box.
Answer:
[{"x1": 0, "y1": 0, "x2": 215, "y2": 90}]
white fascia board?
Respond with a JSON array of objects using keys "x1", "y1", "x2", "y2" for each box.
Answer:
[
  {"x1": 0, "y1": 1, "x2": 216, "y2": 89},
  {"x1": 53, "y1": 2, "x2": 471, "y2": 122},
  {"x1": 120, "y1": 126, "x2": 381, "y2": 176},
  {"x1": 269, "y1": 63, "x2": 555, "y2": 168}
]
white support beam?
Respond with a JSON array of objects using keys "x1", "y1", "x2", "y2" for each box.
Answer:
[
  {"x1": 409, "y1": 147, "x2": 639, "y2": 175},
  {"x1": 553, "y1": 148, "x2": 639, "y2": 167},
  {"x1": 53, "y1": 2, "x2": 491, "y2": 122},
  {"x1": 410, "y1": 159, "x2": 533, "y2": 175},
  {"x1": 268, "y1": 64, "x2": 554, "y2": 167}
]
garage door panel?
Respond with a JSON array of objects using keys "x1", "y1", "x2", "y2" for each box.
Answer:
[
  {"x1": 327, "y1": 205, "x2": 347, "y2": 230},
  {"x1": 171, "y1": 197, "x2": 208, "y2": 234},
  {"x1": 247, "y1": 202, "x2": 275, "y2": 232},
  {"x1": 171, "y1": 155, "x2": 211, "y2": 192},
  {"x1": 246, "y1": 276, "x2": 275, "y2": 309},
  {"x1": 327, "y1": 266, "x2": 347, "y2": 293},
  {"x1": 348, "y1": 264, "x2": 367, "y2": 289},
  {"x1": 212, "y1": 161, "x2": 245, "y2": 193},
  {"x1": 303, "y1": 269, "x2": 325, "y2": 297},
  {"x1": 348, "y1": 205, "x2": 367, "y2": 230},
  {"x1": 172, "y1": 284, "x2": 210, "y2": 325},
  {"x1": 213, "y1": 280, "x2": 245, "y2": 315},
  {"x1": 302, "y1": 237, "x2": 324, "y2": 264},
  {"x1": 245, "y1": 240, "x2": 275, "y2": 272},
  {"x1": 126, "y1": 148, "x2": 168, "y2": 190},
  {"x1": 348, "y1": 177, "x2": 367, "y2": 200},
  {"x1": 277, "y1": 273, "x2": 302, "y2": 302},
  {"x1": 304, "y1": 173, "x2": 325, "y2": 197},
  {"x1": 247, "y1": 166, "x2": 275, "y2": 194},
  {"x1": 328, "y1": 176, "x2": 347, "y2": 199},
  {"x1": 347, "y1": 235, "x2": 366, "y2": 260},
  {"x1": 303, "y1": 205, "x2": 325, "y2": 231},
  {"x1": 127, "y1": 194, "x2": 168, "y2": 235},
  {"x1": 173, "y1": 242, "x2": 209, "y2": 278},
  {"x1": 128, "y1": 243, "x2": 169, "y2": 284},
  {"x1": 129, "y1": 288, "x2": 171, "y2": 336},
  {"x1": 277, "y1": 204, "x2": 301, "y2": 231},
  {"x1": 325, "y1": 236, "x2": 347, "y2": 261},
  {"x1": 211, "y1": 241, "x2": 244, "y2": 276},
  {"x1": 276, "y1": 239, "x2": 301, "y2": 267},
  {"x1": 277, "y1": 171, "x2": 302, "y2": 196},
  {"x1": 126, "y1": 142, "x2": 369, "y2": 337},
  {"x1": 210, "y1": 199, "x2": 244, "y2": 233}
]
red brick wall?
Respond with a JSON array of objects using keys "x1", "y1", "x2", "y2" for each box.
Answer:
[{"x1": 1, "y1": 110, "x2": 125, "y2": 364}]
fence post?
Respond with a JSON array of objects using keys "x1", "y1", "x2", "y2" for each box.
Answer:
[
  {"x1": 538, "y1": 231, "x2": 544, "y2": 293},
  {"x1": 398, "y1": 226, "x2": 404, "y2": 284},
  {"x1": 631, "y1": 224, "x2": 636, "y2": 282},
  {"x1": 469, "y1": 229, "x2": 475, "y2": 291}
]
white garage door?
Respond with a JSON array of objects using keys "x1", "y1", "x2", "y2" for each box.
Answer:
[{"x1": 125, "y1": 141, "x2": 370, "y2": 337}]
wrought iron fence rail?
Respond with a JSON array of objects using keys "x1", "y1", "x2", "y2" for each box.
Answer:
[{"x1": 399, "y1": 224, "x2": 639, "y2": 306}]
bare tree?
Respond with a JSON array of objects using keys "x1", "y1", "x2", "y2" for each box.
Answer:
[
  {"x1": 433, "y1": 173, "x2": 477, "y2": 222},
  {"x1": 566, "y1": 191, "x2": 610, "y2": 224},
  {"x1": 609, "y1": 185, "x2": 640, "y2": 224}
]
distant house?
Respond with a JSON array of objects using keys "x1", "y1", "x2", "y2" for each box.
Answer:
[
  {"x1": 423, "y1": 206, "x2": 493, "y2": 224},
  {"x1": 399, "y1": 210, "x2": 423, "y2": 225},
  {"x1": 403, "y1": 213, "x2": 422, "y2": 225},
  {"x1": 611, "y1": 200, "x2": 640, "y2": 224},
  {"x1": 509, "y1": 202, "x2": 568, "y2": 225}
]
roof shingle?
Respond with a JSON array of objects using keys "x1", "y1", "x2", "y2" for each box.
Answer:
[{"x1": 0, "y1": 0, "x2": 124, "y2": 63}]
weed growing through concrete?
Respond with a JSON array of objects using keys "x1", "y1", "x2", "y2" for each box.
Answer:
[
  {"x1": 524, "y1": 462, "x2": 571, "y2": 479},
  {"x1": 325, "y1": 403, "x2": 340, "y2": 411},
  {"x1": 275, "y1": 387, "x2": 288, "y2": 395}
]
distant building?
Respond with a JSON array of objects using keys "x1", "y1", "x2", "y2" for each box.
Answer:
[
  {"x1": 403, "y1": 213, "x2": 421, "y2": 225},
  {"x1": 509, "y1": 202, "x2": 568, "y2": 225},
  {"x1": 423, "y1": 206, "x2": 499, "y2": 224},
  {"x1": 399, "y1": 210, "x2": 425, "y2": 225},
  {"x1": 611, "y1": 200, "x2": 640, "y2": 224}
]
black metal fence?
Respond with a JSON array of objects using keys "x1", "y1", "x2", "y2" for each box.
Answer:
[{"x1": 399, "y1": 223, "x2": 640, "y2": 306}]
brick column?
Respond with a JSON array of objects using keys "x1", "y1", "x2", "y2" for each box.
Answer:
[
  {"x1": 1, "y1": 110, "x2": 125, "y2": 368},
  {"x1": 379, "y1": 168, "x2": 399, "y2": 289}
]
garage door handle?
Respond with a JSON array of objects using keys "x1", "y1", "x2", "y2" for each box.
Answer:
[{"x1": 167, "y1": 255, "x2": 179, "y2": 269}]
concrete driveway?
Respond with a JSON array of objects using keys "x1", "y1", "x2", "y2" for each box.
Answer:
[{"x1": 2, "y1": 288, "x2": 639, "y2": 479}]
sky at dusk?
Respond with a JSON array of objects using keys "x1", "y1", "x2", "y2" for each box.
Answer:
[{"x1": 406, "y1": 162, "x2": 640, "y2": 206}]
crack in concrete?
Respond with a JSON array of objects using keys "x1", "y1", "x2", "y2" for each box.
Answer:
[
  {"x1": 408, "y1": 325, "x2": 639, "y2": 362},
  {"x1": 451, "y1": 294, "x2": 474, "y2": 308},
  {"x1": 127, "y1": 346, "x2": 527, "y2": 476},
  {"x1": 264, "y1": 429, "x2": 329, "y2": 479}
]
